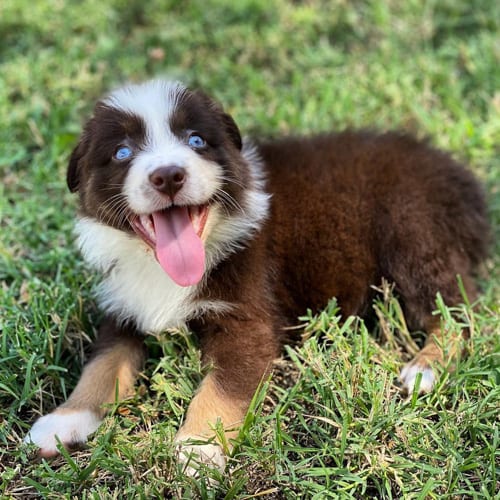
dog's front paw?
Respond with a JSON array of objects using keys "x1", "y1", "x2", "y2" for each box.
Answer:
[
  {"x1": 24, "y1": 409, "x2": 101, "y2": 457},
  {"x1": 176, "y1": 437, "x2": 227, "y2": 478},
  {"x1": 400, "y1": 360, "x2": 436, "y2": 394}
]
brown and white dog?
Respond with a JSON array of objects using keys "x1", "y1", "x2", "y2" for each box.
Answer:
[{"x1": 24, "y1": 79, "x2": 489, "y2": 471}]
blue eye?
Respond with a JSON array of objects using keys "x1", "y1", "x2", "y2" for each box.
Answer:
[
  {"x1": 115, "y1": 146, "x2": 133, "y2": 161},
  {"x1": 188, "y1": 134, "x2": 206, "y2": 149}
]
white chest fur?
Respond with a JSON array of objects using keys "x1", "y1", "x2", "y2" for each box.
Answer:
[
  {"x1": 75, "y1": 217, "x2": 205, "y2": 333},
  {"x1": 73, "y1": 141, "x2": 269, "y2": 333}
]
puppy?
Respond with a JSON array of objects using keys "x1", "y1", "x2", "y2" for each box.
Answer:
[{"x1": 24, "y1": 80, "x2": 489, "y2": 471}]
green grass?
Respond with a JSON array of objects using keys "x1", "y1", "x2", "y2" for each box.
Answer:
[{"x1": 1, "y1": 0, "x2": 499, "y2": 497}]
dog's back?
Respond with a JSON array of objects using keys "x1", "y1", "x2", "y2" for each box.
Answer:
[{"x1": 259, "y1": 131, "x2": 489, "y2": 328}]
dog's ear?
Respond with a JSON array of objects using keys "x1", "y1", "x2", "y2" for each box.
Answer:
[
  {"x1": 67, "y1": 143, "x2": 81, "y2": 193},
  {"x1": 222, "y1": 112, "x2": 242, "y2": 151},
  {"x1": 67, "y1": 131, "x2": 90, "y2": 193}
]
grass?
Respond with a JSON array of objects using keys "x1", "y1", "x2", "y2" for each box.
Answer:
[{"x1": 0, "y1": 0, "x2": 499, "y2": 497}]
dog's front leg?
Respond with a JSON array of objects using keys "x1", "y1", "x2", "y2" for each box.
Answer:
[
  {"x1": 176, "y1": 314, "x2": 280, "y2": 474},
  {"x1": 24, "y1": 317, "x2": 145, "y2": 457}
]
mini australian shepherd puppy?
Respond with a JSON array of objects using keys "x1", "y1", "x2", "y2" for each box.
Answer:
[{"x1": 25, "y1": 79, "x2": 489, "y2": 472}]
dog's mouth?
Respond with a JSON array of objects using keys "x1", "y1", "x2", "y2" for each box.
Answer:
[{"x1": 131, "y1": 204, "x2": 209, "y2": 287}]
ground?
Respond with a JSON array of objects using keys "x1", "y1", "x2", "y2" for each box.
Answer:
[{"x1": 0, "y1": 0, "x2": 499, "y2": 498}]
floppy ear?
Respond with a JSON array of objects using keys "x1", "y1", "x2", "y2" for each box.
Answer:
[
  {"x1": 222, "y1": 112, "x2": 242, "y2": 151},
  {"x1": 67, "y1": 144, "x2": 81, "y2": 192},
  {"x1": 67, "y1": 132, "x2": 89, "y2": 193}
]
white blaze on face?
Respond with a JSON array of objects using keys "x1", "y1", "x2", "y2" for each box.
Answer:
[
  {"x1": 105, "y1": 80, "x2": 223, "y2": 214},
  {"x1": 123, "y1": 143, "x2": 223, "y2": 214}
]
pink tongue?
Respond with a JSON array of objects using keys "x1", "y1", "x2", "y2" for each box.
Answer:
[{"x1": 152, "y1": 207, "x2": 205, "y2": 287}]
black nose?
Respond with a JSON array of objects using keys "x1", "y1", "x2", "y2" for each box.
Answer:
[{"x1": 149, "y1": 166, "x2": 186, "y2": 198}]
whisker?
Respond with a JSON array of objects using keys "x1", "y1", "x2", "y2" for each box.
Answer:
[
  {"x1": 214, "y1": 188, "x2": 246, "y2": 216},
  {"x1": 111, "y1": 199, "x2": 133, "y2": 228},
  {"x1": 216, "y1": 174, "x2": 246, "y2": 190},
  {"x1": 107, "y1": 198, "x2": 129, "y2": 228},
  {"x1": 96, "y1": 193, "x2": 125, "y2": 219},
  {"x1": 97, "y1": 193, "x2": 132, "y2": 228},
  {"x1": 219, "y1": 190, "x2": 243, "y2": 212},
  {"x1": 213, "y1": 195, "x2": 232, "y2": 217},
  {"x1": 97, "y1": 184, "x2": 128, "y2": 192}
]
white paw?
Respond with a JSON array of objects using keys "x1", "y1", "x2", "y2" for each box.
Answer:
[
  {"x1": 176, "y1": 439, "x2": 226, "y2": 477},
  {"x1": 400, "y1": 363, "x2": 436, "y2": 394},
  {"x1": 24, "y1": 409, "x2": 101, "y2": 457}
]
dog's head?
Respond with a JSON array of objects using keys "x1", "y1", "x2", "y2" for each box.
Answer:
[{"x1": 68, "y1": 80, "x2": 268, "y2": 287}]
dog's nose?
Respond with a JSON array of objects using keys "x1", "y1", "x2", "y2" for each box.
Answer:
[{"x1": 149, "y1": 166, "x2": 186, "y2": 198}]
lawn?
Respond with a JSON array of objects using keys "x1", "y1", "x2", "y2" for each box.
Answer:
[{"x1": 0, "y1": 0, "x2": 499, "y2": 498}]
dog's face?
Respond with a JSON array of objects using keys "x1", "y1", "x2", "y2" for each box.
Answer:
[{"x1": 68, "y1": 80, "x2": 261, "y2": 287}]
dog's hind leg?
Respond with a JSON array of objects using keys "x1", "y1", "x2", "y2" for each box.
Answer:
[
  {"x1": 24, "y1": 316, "x2": 145, "y2": 457},
  {"x1": 396, "y1": 258, "x2": 479, "y2": 394},
  {"x1": 400, "y1": 317, "x2": 465, "y2": 394}
]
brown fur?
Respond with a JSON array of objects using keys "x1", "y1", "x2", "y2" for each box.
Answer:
[
  {"x1": 34, "y1": 86, "x2": 489, "y2": 456},
  {"x1": 78, "y1": 135, "x2": 486, "y2": 440},
  {"x1": 177, "y1": 132, "x2": 488, "y2": 437}
]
